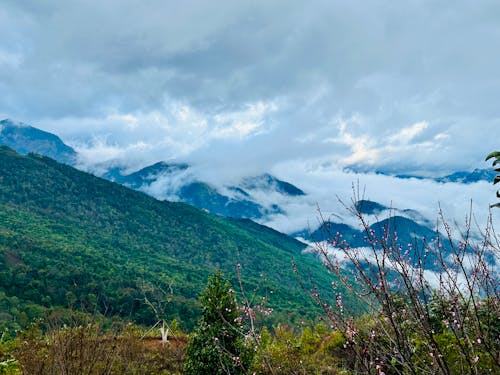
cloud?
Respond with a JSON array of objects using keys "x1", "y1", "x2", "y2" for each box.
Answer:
[
  {"x1": 254, "y1": 160, "x2": 500, "y2": 235},
  {"x1": 1, "y1": 0, "x2": 499, "y2": 178},
  {"x1": 212, "y1": 102, "x2": 276, "y2": 139},
  {"x1": 61, "y1": 99, "x2": 277, "y2": 173},
  {"x1": 328, "y1": 116, "x2": 380, "y2": 166},
  {"x1": 389, "y1": 121, "x2": 429, "y2": 144}
]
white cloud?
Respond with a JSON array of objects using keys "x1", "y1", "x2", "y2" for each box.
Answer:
[
  {"x1": 51, "y1": 99, "x2": 277, "y2": 172},
  {"x1": 2, "y1": 0, "x2": 500, "y2": 192},
  {"x1": 212, "y1": 101, "x2": 276, "y2": 139},
  {"x1": 329, "y1": 117, "x2": 381, "y2": 166},
  {"x1": 389, "y1": 121, "x2": 429, "y2": 144},
  {"x1": 254, "y1": 159, "x2": 500, "y2": 235}
]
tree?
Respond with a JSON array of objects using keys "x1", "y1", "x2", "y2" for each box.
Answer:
[
  {"x1": 140, "y1": 280, "x2": 174, "y2": 344},
  {"x1": 183, "y1": 271, "x2": 253, "y2": 374},
  {"x1": 485, "y1": 150, "x2": 500, "y2": 208},
  {"x1": 309, "y1": 187, "x2": 500, "y2": 374}
]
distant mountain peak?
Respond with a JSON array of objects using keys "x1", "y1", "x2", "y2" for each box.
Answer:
[
  {"x1": 0, "y1": 119, "x2": 77, "y2": 165},
  {"x1": 106, "y1": 161, "x2": 190, "y2": 188},
  {"x1": 242, "y1": 173, "x2": 305, "y2": 196},
  {"x1": 0, "y1": 118, "x2": 30, "y2": 128},
  {"x1": 354, "y1": 200, "x2": 387, "y2": 215},
  {"x1": 139, "y1": 161, "x2": 189, "y2": 174},
  {"x1": 435, "y1": 168, "x2": 496, "y2": 184},
  {"x1": 375, "y1": 167, "x2": 496, "y2": 184}
]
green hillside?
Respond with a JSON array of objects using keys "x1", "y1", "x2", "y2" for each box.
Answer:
[{"x1": 0, "y1": 146, "x2": 342, "y2": 331}]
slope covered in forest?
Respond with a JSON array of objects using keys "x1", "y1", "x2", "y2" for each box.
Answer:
[{"x1": 0, "y1": 146, "x2": 343, "y2": 331}]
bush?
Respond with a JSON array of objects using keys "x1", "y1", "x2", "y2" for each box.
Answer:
[{"x1": 251, "y1": 324, "x2": 348, "y2": 374}]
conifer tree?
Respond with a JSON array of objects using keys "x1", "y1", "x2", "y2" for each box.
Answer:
[{"x1": 183, "y1": 271, "x2": 252, "y2": 374}]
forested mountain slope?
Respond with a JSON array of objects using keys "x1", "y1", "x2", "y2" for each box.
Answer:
[{"x1": 0, "y1": 147, "x2": 341, "y2": 330}]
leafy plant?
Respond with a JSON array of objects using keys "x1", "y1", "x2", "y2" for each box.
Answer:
[
  {"x1": 251, "y1": 324, "x2": 348, "y2": 374},
  {"x1": 183, "y1": 271, "x2": 253, "y2": 374},
  {"x1": 485, "y1": 150, "x2": 500, "y2": 208}
]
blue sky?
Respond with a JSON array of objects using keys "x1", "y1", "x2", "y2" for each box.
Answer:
[{"x1": 1, "y1": 1, "x2": 499, "y2": 226}]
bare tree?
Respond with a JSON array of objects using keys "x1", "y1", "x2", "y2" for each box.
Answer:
[
  {"x1": 307, "y1": 186, "x2": 500, "y2": 374},
  {"x1": 139, "y1": 280, "x2": 174, "y2": 344}
]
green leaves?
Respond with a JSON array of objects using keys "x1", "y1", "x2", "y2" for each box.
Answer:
[
  {"x1": 183, "y1": 272, "x2": 252, "y2": 375},
  {"x1": 485, "y1": 151, "x2": 500, "y2": 161},
  {"x1": 0, "y1": 146, "x2": 336, "y2": 330},
  {"x1": 486, "y1": 150, "x2": 500, "y2": 207}
]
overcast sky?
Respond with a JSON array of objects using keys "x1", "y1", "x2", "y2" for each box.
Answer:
[{"x1": 1, "y1": 1, "x2": 499, "y2": 224}]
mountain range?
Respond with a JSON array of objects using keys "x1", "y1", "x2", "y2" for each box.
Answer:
[
  {"x1": 0, "y1": 119, "x2": 304, "y2": 221},
  {"x1": 104, "y1": 162, "x2": 303, "y2": 219},
  {"x1": 0, "y1": 145, "x2": 345, "y2": 331},
  {"x1": 1, "y1": 119, "x2": 492, "y2": 332},
  {"x1": 391, "y1": 169, "x2": 496, "y2": 184},
  {"x1": 296, "y1": 200, "x2": 435, "y2": 247},
  {"x1": 1, "y1": 118, "x2": 490, "y2": 248}
]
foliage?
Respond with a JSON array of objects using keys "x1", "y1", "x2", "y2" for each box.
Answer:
[
  {"x1": 183, "y1": 271, "x2": 253, "y2": 374},
  {"x1": 0, "y1": 146, "x2": 342, "y2": 331},
  {"x1": 251, "y1": 324, "x2": 348, "y2": 374},
  {"x1": 485, "y1": 150, "x2": 500, "y2": 208},
  {"x1": 0, "y1": 331, "x2": 19, "y2": 375}
]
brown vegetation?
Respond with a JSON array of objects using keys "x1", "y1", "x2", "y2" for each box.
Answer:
[{"x1": 14, "y1": 323, "x2": 185, "y2": 375}]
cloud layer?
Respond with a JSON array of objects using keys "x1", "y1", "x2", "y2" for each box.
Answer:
[{"x1": 1, "y1": 1, "x2": 499, "y2": 219}]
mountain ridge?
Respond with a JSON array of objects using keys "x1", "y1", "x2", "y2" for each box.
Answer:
[
  {"x1": 0, "y1": 118, "x2": 77, "y2": 165},
  {"x1": 0, "y1": 146, "x2": 343, "y2": 331},
  {"x1": 0, "y1": 119, "x2": 305, "y2": 220}
]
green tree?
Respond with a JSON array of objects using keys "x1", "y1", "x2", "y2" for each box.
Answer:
[
  {"x1": 486, "y1": 150, "x2": 500, "y2": 207},
  {"x1": 183, "y1": 271, "x2": 252, "y2": 374}
]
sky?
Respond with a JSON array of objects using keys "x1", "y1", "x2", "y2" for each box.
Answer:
[{"x1": 1, "y1": 0, "x2": 499, "y2": 228}]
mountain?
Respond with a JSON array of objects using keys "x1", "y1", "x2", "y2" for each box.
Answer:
[
  {"x1": 354, "y1": 199, "x2": 387, "y2": 215},
  {"x1": 435, "y1": 168, "x2": 496, "y2": 184},
  {"x1": 105, "y1": 163, "x2": 281, "y2": 218},
  {"x1": 0, "y1": 119, "x2": 306, "y2": 221},
  {"x1": 297, "y1": 221, "x2": 364, "y2": 246},
  {"x1": 0, "y1": 146, "x2": 346, "y2": 331},
  {"x1": 241, "y1": 174, "x2": 306, "y2": 196},
  {"x1": 107, "y1": 163, "x2": 299, "y2": 220},
  {"x1": 104, "y1": 162, "x2": 270, "y2": 218},
  {"x1": 298, "y1": 200, "x2": 442, "y2": 266},
  {"x1": 0, "y1": 119, "x2": 77, "y2": 165},
  {"x1": 384, "y1": 168, "x2": 496, "y2": 184},
  {"x1": 178, "y1": 181, "x2": 268, "y2": 218},
  {"x1": 369, "y1": 215, "x2": 437, "y2": 244},
  {"x1": 103, "y1": 161, "x2": 190, "y2": 188}
]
